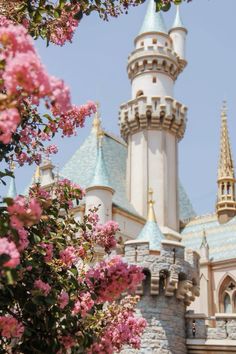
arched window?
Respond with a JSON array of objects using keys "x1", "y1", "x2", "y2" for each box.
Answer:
[
  {"x1": 224, "y1": 293, "x2": 232, "y2": 313},
  {"x1": 218, "y1": 275, "x2": 236, "y2": 313}
]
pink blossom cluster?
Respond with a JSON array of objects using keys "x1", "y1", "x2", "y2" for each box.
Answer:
[
  {"x1": 0, "y1": 18, "x2": 96, "y2": 166},
  {"x1": 58, "y1": 290, "x2": 69, "y2": 309},
  {"x1": 56, "y1": 178, "x2": 85, "y2": 208},
  {"x1": 0, "y1": 237, "x2": 20, "y2": 268},
  {"x1": 8, "y1": 196, "x2": 42, "y2": 230},
  {"x1": 59, "y1": 335, "x2": 75, "y2": 350},
  {"x1": 34, "y1": 279, "x2": 51, "y2": 296},
  {"x1": 0, "y1": 316, "x2": 24, "y2": 339},
  {"x1": 59, "y1": 246, "x2": 77, "y2": 267},
  {"x1": 93, "y1": 220, "x2": 119, "y2": 252},
  {"x1": 40, "y1": 243, "x2": 53, "y2": 263},
  {"x1": 0, "y1": 108, "x2": 20, "y2": 144},
  {"x1": 86, "y1": 256, "x2": 144, "y2": 303},
  {"x1": 50, "y1": 3, "x2": 80, "y2": 46},
  {"x1": 72, "y1": 292, "x2": 94, "y2": 317},
  {"x1": 89, "y1": 312, "x2": 146, "y2": 353}
]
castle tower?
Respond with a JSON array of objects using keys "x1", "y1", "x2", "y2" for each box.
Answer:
[
  {"x1": 6, "y1": 162, "x2": 17, "y2": 199},
  {"x1": 124, "y1": 191, "x2": 200, "y2": 353},
  {"x1": 119, "y1": 2, "x2": 188, "y2": 233},
  {"x1": 86, "y1": 112, "x2": 114, "y2": 224},
  {"x1": 216, "y1": 102, "x2": 236, "y2": 223},
  {"x1": 39, "y1": 158, "x2": 55, "y2": 186}
]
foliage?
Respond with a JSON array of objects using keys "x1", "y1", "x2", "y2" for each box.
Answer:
[
  {"x1": 0, "y1": 0, "x2": 148, "y2": 352},
  {"x1": 155, "y1": 0, "x2": 192, "y2": 12},
  {"x1": 0, "y1": 182, "x2": 146, "y2": 353}
]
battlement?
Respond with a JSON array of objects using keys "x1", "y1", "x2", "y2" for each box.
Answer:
[
  {"x1": 186, "y1": 312, "x2": 236, "y2": 353},
  {"x1": 125, "y1": 239, "x2": 200, "y2": 306},
  {"x1": 127, "y1": 45, "x2": 186, "y2": 81},
  {"x1": 119, "y1": 95, "x2": 187, "y2": 142}
]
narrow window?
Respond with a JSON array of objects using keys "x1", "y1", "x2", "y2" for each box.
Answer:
[
  {"x1": 224, "y1": 293, "x2": 232, "y2": 313},
  {"x1": 152, "y1": 77, "x2": 157, "y2": 83},
  {"x1": 152, "y1": 38, "x2": 157, "y2": 44}
]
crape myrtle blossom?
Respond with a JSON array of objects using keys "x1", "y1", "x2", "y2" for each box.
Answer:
[
  {"x1": 0, "y1": 237, "x2": 20, "y2": 268},
  {"x1": 0, "y1": 316, "x2": 24, "y2": 339},
  {"x1": 0, "y1": 18, "x2": 96, "y2": 168}
]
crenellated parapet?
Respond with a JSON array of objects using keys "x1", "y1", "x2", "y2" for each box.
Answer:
[
  {"x1": 127, "y1": 45, "x2": 186, "y2": 82},
  {"x1": 125, "y1": 239, "x2": 200, "y2": 306},
  {"x1": 119, "y1": 95, "x2": 187, "y2": 142}
]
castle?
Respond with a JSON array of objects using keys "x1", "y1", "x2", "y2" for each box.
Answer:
[{"x1": 9, "y1": 1, "x2": 236, "y2": 353}]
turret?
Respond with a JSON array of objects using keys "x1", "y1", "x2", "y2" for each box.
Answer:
[
  {"x1": 119, "y1": 0, "x2": 188, "y2": 233},
  {"x1": 86, "y1": 111, "x2": 114, "y2": 224},
  {"x1": 40, "y1": 158, "x2": 55, "y2": 186},
  {"x1": 216, "y1": 102, "x2": 236, "y2": 223},
  {"x1": 169, "y1": 5, "x2": 187, "y2": 62},
  {"x1": 6, "y1": 162, "x2": 17, "y2": 198},
  {"x1": 124, "y1": 192, "x2": 200, "y2": 354}
]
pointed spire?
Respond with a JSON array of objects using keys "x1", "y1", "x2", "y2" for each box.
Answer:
[
  {"x1": 200, "y1": 229, "x2": 209, "y2": 250},
  {"x1": 171, "y1": 5, "x2": 185, "y2": 30},
  {"x1": 139, "y1": 0, "x2": 167, "y2": 35},
  {"x1": 216, "y1": 101, "x2": 236, "y2": 223},
  {"x1": 33, "y1": 165, "x2": 41, "y2": 184},
  {"x1": 218, "y1": 101, "x2": 234, "y2": 179},
  {"x1": 137, "y1": 189, "x2": 164, "y2": 250},
  {"x1": 6, "y1": 161, "x2": 17, "y2": 198},
  {"x1": 147, "y1": 188, "x2": 157, "y2": 222},
  {"x1": 92, "y1": 102, "x2": 103, "y2": 136},
  {"x1": 89, "y1": 134, "x2": 113, "y2": 189}
]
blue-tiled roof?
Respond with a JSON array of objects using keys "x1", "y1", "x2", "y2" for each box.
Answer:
[
  {"x1": 181, "y1": 214, "x2": 236, "y2": 261},
  {"x1": 139, "y1": 0, "x2": 167, "y2": 35},
  {"x1": 60, "y1": 128, "x2": 196, "y2": 220},
  {"x1": 137, "y1": 220, "x2": 164, "y2": 250},
  {"x1": 60, "y1": 130, "x2": 138, "y2": 216}
]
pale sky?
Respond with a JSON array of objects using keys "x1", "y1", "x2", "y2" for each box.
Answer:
[{"x1": 4, "y1": 0, "x2": 236, "y2": 216}]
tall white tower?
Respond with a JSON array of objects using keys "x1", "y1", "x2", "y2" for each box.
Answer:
[{"x1": 119, "y1": 2, "x2": 188, "y2": 234}]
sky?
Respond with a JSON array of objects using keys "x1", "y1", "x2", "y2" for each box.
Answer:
[{"x1": 4, "y1": 0, "x2": 236, "y2": 216}]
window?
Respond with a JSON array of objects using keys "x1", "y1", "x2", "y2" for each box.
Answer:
[
  {"x1": 141, "y1": 41, "x2": 144, "y2": 47},
  {"x1": 152, "y1": 38, "x2": 157, "y2": 44},
  {"x1": 224, "y1": 293, "x2": 232, "y2": 313},
  {"x1": 152, "y1": 77, "x2": 156, "y2": 83},
  {"x1": 219, "y1": 275, "x2": 236, "y2": 313},
  {"x1": 136, "y1": 90, "x2": 144, "y2": 98}
]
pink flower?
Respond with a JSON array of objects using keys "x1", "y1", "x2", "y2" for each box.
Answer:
[
  {"x1": 40, "y1": 243, "x2": 53, "y2": 263},
  {"x1": 58, "y1": 290, "x2": 69, "y2": 309},
  {"x1": 34, "y1": 279, "x2": 51, "y2": 296},
  {"x1": 86, "y1": 256, "x2": 144, "y2": 303},
  {"x1": 59, "y1": 246, "x2": 77, "y2": 267},
  {"x1": 72, "y1": 292, "x2": 94, "y2": 317},
  {"x1": 8, "y1": 196, "x2": 42, "y2": 230},
  {"x1": 17, "y1": 228, "x2": 29, "y2": 251},
  {"x1": 0, "y1": 316, "x2": 24, "y2": 339},
  {"x1": 0, "y1": 23, "x2": 35, "y2": 57},
  {"x1": 50, "y1": 77, "x2": 72, "y2": 114},
  {"x1": 45, "y1": 144, "x2": 58, "y2": 155},
  {"x1": 94, "y1": 220, "x2": 119, "y2": 252},
  {"x1": 59, "y1": 335, "x2": 75, "y2": 350},
  {"x1": 3, "y1": 51, "x2": 51, "y2": 97},
  {"x1": 0, "y1": 237, "x2": 20, "y2": 268},
  {"x1": 0, "y1": 108, "x2": 20, "y2": 144}
]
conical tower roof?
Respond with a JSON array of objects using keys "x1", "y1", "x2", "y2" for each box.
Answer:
[
  {"x1": 6, "y1": 177, "x2": 17, "y2": 198},
  {"x1": 171, "y1": 5, "x2": 185, "y2": 30},
  {"x1": 137, "y1": 189, "x2": 164, "y2": 250},
  {"x1": 139, "y1": 0, "x2": 167, "y2": 35},
  {"x1": 88, "y1": 133, "x2": 113, "y2": 190},
  {"x1": 218, "y1": 102, "x2": 235, "y2": 180}
]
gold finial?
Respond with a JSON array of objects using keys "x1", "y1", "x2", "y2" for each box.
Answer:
[
  {"x1": 92, "y1": 102, "x2": 102, "y2": 136},
  {"x1": 147, "y1": 188, "x2": 157, "y2": 222},
  {"x1": 9, "y1": 161, "x2": 15, "y2": 172},
  {"x1": 34, "y1": 165, "x2": 41, "y2": 184},
  {"x1": 221, "y1": 100, "x2": 227, "y2": 121}
]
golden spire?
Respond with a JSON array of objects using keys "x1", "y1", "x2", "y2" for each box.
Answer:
[
  {"x1": 218, "y1": 101, "x2": 234, "y2": 179},
  {"x1": 92, "y1": 102, "x2": 103, "y2": 136},
  {"x1": 34, "y1": 165, "x2": 41, "y2": 184},
  {"x1": 147, "y1": 188, "x2": 157, "y2": 222},
  {"x1": 9, "y1": 160, "x2": 15, "y2": 172}
]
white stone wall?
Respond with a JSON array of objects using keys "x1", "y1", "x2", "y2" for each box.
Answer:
[{"x1": 85, "y1": 188, "x2": 113, "y2": 224}]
